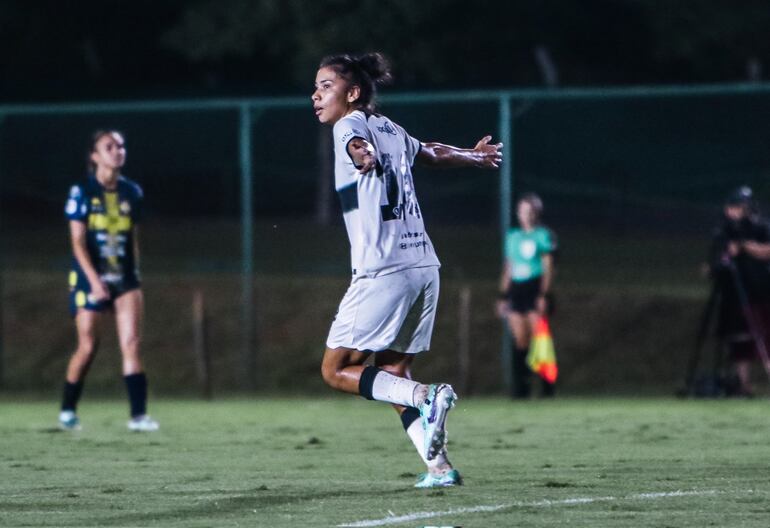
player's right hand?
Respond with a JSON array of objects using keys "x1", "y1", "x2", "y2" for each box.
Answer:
[
  {"x1": 348, "y1": 138, "x2": 377, "y2": 174},
  {"x1": 473, "y1": 135, "x2": 503, "y2": 168},
  {"x1": 89, "y1": 281, "x2": 111, "y2": 302}
]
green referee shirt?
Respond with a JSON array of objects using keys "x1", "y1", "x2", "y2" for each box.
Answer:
[{"x1": 504, "y1": 226, "x2": 556, "y2": 282}]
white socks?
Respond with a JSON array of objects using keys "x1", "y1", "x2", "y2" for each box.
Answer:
[
  {"x1": 370, "y1": 370, "x2": 424, "y2": 407},
  {"x1": 406, "y1": 418, "x2": 449, "y2": 471}
]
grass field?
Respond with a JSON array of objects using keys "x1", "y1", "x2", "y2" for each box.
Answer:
[{"x1": 1, "y1": 396, "x2": 768, "y2": 527}]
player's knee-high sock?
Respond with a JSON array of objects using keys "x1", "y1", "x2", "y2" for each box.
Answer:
[
  {"x1": 541, "y1": 377, "x2": 556, "y2": 397},
  {"x1": 61, "y1": 381, "x2": 84, "y2": 412},
  {"x1": 401, "y1": 407, "x2": 450, "y2": 472},
  {"x1": 359, "y1": 366, "x2": 427, "y2": 407},
  {"x1": 513, "y1": 346, "x2": 531, "y2": 398},
  {"x1": 124, "y1": 373, "x2": 148, "y2": 418}
]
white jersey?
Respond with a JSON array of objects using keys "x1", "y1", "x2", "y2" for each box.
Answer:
[{"x1": 333, "y1": 110, "x2": 440, "y2": 280}]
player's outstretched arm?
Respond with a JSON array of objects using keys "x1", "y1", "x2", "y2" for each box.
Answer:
[{"x1": 417, "y1": 135, "x2": 503, "y2": 169}]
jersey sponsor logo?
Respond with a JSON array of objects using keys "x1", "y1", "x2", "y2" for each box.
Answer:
[
  {"x1": 376, "y1": 121, "x2": 397, "y2": 135},
  {"x1": 400, "y1": 240, "x2": 428, "y2": 250},
  {"x1": 340, "y1": 128, "x2": 364, "y2": 144},
  {"x1": 519, "y1": 239, "x2": 537, "y2": 259},
  {"x1": 88, "y1": 214, "x2": 131, "y2": 232}
]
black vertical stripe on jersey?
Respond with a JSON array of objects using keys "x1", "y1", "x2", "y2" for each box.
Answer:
[{"x1": 337, "y1": 182, "x2": 358, "y2": 213}]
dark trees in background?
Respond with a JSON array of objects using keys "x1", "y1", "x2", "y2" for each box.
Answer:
[{"x1": 1, "y1": 1, "x2": 769, "y2": 102}]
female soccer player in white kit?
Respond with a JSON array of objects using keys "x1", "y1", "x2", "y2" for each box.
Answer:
[{"x1": 313, "y1": 52, "x2": 502, "y2": 488}]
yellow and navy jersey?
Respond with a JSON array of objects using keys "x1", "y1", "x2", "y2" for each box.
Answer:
[{"x1": 65, "y1": 175, "x2": 143, "y2": 289}]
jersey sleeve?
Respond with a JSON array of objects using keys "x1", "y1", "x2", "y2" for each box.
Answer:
[
  {"x1": 503, "y1": 229, "x2": 517, "y2": 263},
  {"x1": 539, "y1": 228, "x2": 557, "y2": 253},
  {"x1": 755, "y1": 219, "x2": 770, "y2": 243},
  {"x1": 131, "y1": 182, "x2": 145, "y2": 224},
  {"x1": 398, "y1": 124, "x2": 422, "y2": 166},
  {"x1": 64, "y1": 184, "x2": 88, "y2": 222},
  {"x1": 333, "y1": 113, "x2": 370, "y2": 168}
]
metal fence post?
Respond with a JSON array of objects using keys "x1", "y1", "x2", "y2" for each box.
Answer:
[
  {"x1": 239, "y1": 104, "x2": 257, "y2": 390},
  {"x1": 0, "y1": 113, "x2": 5, "y2": 389},
  {"x1": 499, "y1": 96, "x2": 513, "y2": 394}
]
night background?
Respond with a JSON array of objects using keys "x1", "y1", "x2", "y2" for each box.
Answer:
[
  {"x1": 3, "y1": 2, "x2": 770, "y2": 526},
  {"x1": 2, "y1": 0, "x2": 770, "y2": 393},
  {"x1": 2, "y1": 0, "x2": 770, "y2": 102}
]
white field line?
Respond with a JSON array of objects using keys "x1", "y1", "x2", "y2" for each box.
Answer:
[{"x1": 338, "y1": 489, "x2": 722, "y2": 527}]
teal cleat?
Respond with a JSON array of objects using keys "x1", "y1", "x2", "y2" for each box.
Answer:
[
  {"x1": 419, "y1": 383, "x2": 457, "y2": 460},
  {"x1": 58, "y1": 410, "x2": 81, "y2": 431},
  {"x1": 414, "y1": 469, "x2": 463, "y2": 488}
]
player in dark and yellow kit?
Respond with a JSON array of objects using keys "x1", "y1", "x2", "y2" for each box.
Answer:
[{"x1": 59, "y1": 130, "x2": 158, "y2": 432}]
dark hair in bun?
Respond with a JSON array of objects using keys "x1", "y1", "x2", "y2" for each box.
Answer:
[{"x1": 319, "y1": 52, "x2": 393, "y2": 113}]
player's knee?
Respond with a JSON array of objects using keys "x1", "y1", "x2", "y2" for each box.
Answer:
[
  {"x1": 320, "y1": 363, "x2": 337, "y2": 387},
  {"x1": 75, "y1": 342, "x2": 98, "y2": 361},
  {"x1": 514, "y1": 336, "x2": 530, "y2": 349},
  {"x1": 320, "y1": 361, "x2": 345, "y2": 389},
  {"x1": 120, "y1": 334, "x2": 142, "y2": 354}
]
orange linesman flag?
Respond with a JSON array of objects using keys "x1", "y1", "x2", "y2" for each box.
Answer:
[{"x1": 527, "y1": 317, "x2": 558, "y2": 384}]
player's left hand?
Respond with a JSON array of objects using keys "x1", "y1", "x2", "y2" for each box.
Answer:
[
  {"x1": 348, "y1": 138, "x2": 377, "y2": 174},
  {"x1": 473, "y1": 135, "x2": 503, "y2": 169}
]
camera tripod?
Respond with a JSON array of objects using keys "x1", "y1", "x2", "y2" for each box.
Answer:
[{"x1": 679, "y1": 258, "x2": 770, "y2": 397}]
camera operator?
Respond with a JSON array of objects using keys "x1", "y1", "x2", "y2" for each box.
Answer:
[{"x1": 709, "y1": 186, "x2": 770, "y2": 396}]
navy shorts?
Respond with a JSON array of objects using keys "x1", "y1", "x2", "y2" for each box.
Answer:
[{"x1": 68, "y1": 270, "x2": 140, "y2": 317}]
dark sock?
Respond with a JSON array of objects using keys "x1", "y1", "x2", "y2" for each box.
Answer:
[
  {"x1": 124, "y1": 373, "x2": 148, "y2": 418},
  {"x1": 61, "y1": 381, "x2": 84, "y2": 412},
  {"x1": 400, "y1": 407, "x2": 420, "y2": 430},
  {"x1": 541, "y1": 379, "x2": 556, "y2": 397},
  {"x1": 513, "y1": 347, "x2": 531, "y2": 398},
  {"x1": 358, "y1": 366, "x2": 382, "y2": 401}
]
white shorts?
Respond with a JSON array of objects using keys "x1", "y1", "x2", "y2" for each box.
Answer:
[{"x1": 326, "y1": 266, "x2": 440, "y2": 354}]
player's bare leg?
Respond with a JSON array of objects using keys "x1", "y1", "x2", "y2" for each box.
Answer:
[
  {"x1": 60, "y1": 309, "x2": 104, "y2": 429},
  {"x1": 320, "y1": 346, "x2": 372, "y2": 393},
  {"x1": 322, "y1": 346, "x2": 433, "y2": 407},
  {"x1": 66, "y1": 309, "x2": 103, "y2": 382},
  {"x1": 115, "y1": 289, "x2": 144, "y2": 375},
  {"x1": 115, "y1": 290, "x2": 157, "y2": 431}
]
